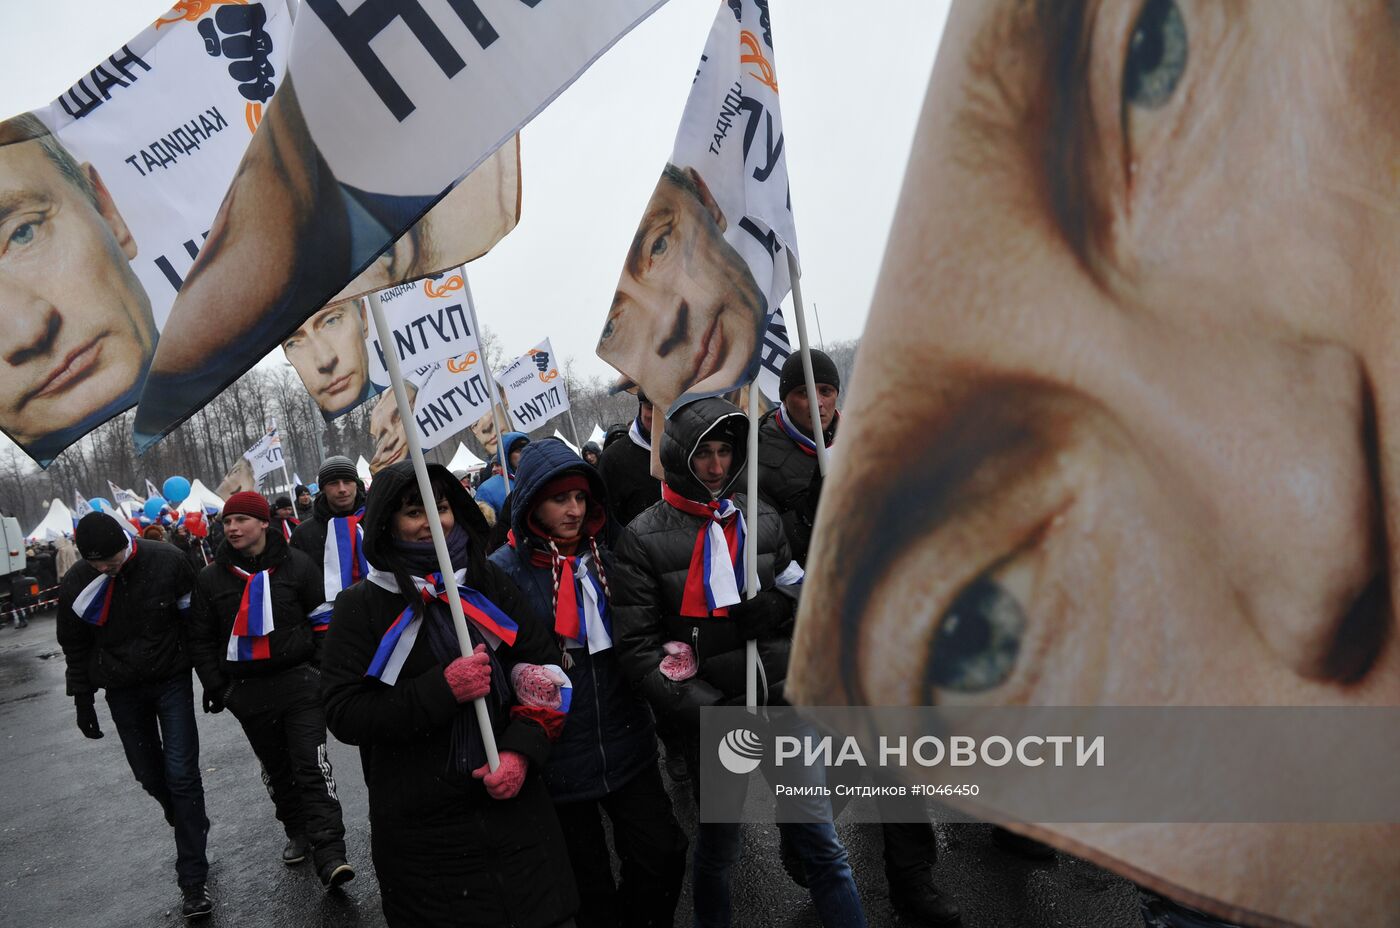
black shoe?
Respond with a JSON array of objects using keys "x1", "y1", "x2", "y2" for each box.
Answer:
[
  {"x1": 991, "y1": 826, "x2": 1056, "y2": 861},
  {"x1": 282, "y1": 835, "x2": 309, "y2": 865},
  {"x1": 778, "y1": 831, "x2": 809, "y2": 888},
  {"x1": 180, "y1": 883, "x2": 213, "y2": 920},
  {"x1": 664, "y1": 749, "x2": 690, "y2": 784},
  {"x1": 319, "y1": 859, "x2": 355, "y2": 890},
  {"x1": 889, "y1": 879, "x2": 960, "y2": 926}
]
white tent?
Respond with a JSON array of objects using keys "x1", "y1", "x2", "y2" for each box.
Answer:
[
  {"x1": 177, "y1": 479, "x2": 225, "y2": 515},
  {"x1": 27, "y1": 498, "x2": 74, "y2": 542},
  {"x1": 447, "y1": 442, "x2": 486, "y2": 473},
  {"x1": 588, "y1": 424, "x2": 606, "y2": 447},
  {"x1": 553, "y1": 430, "x2": 581, "y2": 455},
  {"x1": 356, "y1": 455, "x2": 373, "y2": 485}
]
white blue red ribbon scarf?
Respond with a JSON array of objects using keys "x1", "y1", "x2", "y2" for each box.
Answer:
[
  {"x1": 364, "y1": 568, "x2": 520, "y2": 685},
  {"x1": 277, "y1": 517, "x2": 299, "y2": 542},
  {"x1": 226, "y1": 565, "x2": 277, "y2": 661},
  {"x1": 661, "y1": 484, "x2": 747, "y2": 617},
  {"x1": 774, "y1": 407, "x2": 825, "y2": 457},
  {"x1": 321, "y1": 508, "x2": 367, "y2": 616},
  {"x1": 72, "y1": 538, "x2": 137, "y2": 626},
  {"x1": 628, "y1": 416, "x2": 652, "y2": 451},
  {"x1": 549, "y1": 552, "x2": 612, "y2": 654},
  {"x1": 545, "y1": 663, "x2": 573, "y2": 712}
]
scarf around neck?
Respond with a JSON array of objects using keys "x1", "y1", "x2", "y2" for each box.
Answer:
[{"x1": 661, "y1": 484, "x2": 747, "y2": 617}]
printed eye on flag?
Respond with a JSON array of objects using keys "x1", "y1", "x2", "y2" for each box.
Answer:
[
  {"x1": 282, "y1": 267, "x2": 482, "y2": 422},
  {"x1": 0, "y1": 1, "x2": 294, "y2": 467},
  {"x1": 133, "y1": 0, "x2": 672, "y2": 450},
  {"x1": 497, "y1": 338, "x2": 571, "y2": 432},
  {"x1": 596, "y1": 0, "x2": 797, "y2": 417}
]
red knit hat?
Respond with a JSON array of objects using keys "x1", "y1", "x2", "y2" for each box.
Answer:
[{"x1": 222, "y1": 491, "x2": 270, "y2": 522}]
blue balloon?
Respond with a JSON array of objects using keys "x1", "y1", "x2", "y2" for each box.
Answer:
[
  {"x1": 90, "y1": 498, "x2": 114, "y2": 513},
  {"x1": 162, "y1": 476, "x2": 192, "y2": 505},
  {"x1": 144, "y1": 496, "x2": 168, "y2": 520}
]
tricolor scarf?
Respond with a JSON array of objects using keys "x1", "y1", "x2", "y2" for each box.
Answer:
[
  {"x1": 226, "y1": 565, "x2": 277, "y2": 661},
  {"x1": 661, "y1": 484, "x2": 747, "y2": 617},
  {"x1": 366, "y1": 568, "x2": 520, "y2": 685},
  {"x1": 277, "y1": 517, "x2": 299, "y2": 541},
  {"x1": 323, "y1": 508, "x2": 368, "y2": 598},
  {"x1": 71, "y1": 538, "x2": 138, "y2": 627},
  {"x1": 774, "y1": 407, "x2": 837, "y2": 457},
  {"x1": 528, "y1": 544, "x2": 613, "y2": 653},
  {"x1": 628, "y1": 415, "x2": 652, "y2": 451}
]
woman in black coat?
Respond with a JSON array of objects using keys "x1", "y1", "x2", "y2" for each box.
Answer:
[{"x1": 321, "y1": 460, "x2": 578, "y2": 927}]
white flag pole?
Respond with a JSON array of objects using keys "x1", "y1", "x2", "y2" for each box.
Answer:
[
  {"x1": 366, "y1": 289, "x2": 501, "y2": 771},
  {"x1": 566, "y1": 407, "x2": 583, "y2": 451},
  {"x1": 462, "y1": 276, "x2": 512, "y2": 496},
  {"x1": 272, "y1": 417, "x2": 294, "y2": 496},
  {"x1": 787, "y1": 251, "x2": 829, "y2": 477},
  {"x1": 745, "y1": 380, "x2": 761, "y2": 710}
]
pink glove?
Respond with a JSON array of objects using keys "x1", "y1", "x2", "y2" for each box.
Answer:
[
  {"x1": 659, "y1": 641, "x2": 697, "y2": 681},
  {"x1": 472, "y1": 750, "x2": 528, "y2": 800},
  {"x1": 443, "y1": 644, "x2": 491, "y2": 703},
  {"x1": 511, "y1": 663, "x2": 568, "y2": 709}
]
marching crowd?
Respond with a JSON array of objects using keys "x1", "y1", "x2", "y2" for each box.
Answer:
[{"x1": 46, "y1": 350, "x2": 1230, "y2": 928}]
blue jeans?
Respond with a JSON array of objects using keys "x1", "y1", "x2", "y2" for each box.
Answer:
[
  {"x1": 105, "y1": 673, "x2": 209, "y2": 886},
  {"x1": 693, "y1": 820, "x2": 865, "y2": 928}
]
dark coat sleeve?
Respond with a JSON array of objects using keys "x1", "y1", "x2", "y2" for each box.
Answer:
[
  {"x1": 55, "y1": 575, "x2": 95, "y2": 698},
  {"x1": 186, "y1": 566, "x2": 227, "y2": 693},
  {"x1": 320, "y1": 586, "x2": 461, "y2": 747},
  {"x1": 479, "y1": 559, "x2": 563, "y2": 766},
  {"x1": 291, "y1": 549, "x2": 329, "y2": 662}
]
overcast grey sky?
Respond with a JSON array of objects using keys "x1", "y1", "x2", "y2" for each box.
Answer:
[{"x1": 0, "y1": 0, "x2": 947, "y2": 458}]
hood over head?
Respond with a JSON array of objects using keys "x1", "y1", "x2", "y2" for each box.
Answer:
[
  {"x1": 509, "y1": 438, "x2": 608, "y2": 546},
  {"x1": 660, "y1": 396, "x2": 749, "y2": 503},
  {"x1": 498, "y1": 431, "x2": 530, "y2": 475}
]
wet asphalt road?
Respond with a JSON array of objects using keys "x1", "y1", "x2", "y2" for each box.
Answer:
[{"x1": 0, "y1": 611, "x2": 1142, "y2": 928}]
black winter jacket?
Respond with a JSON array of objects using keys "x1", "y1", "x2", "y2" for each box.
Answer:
[
  {"x1": 612, "y1": 398, "x2": 799, "y2": 719},
  {"x1": 56, "y1": 539, "x2": 197, "y2": 695},
  {"x1": 756, "y1": 407, "x2": 837, "y2": 567},
  {"x1": 489, "y1": 439, "x2": 657, "y2": 804},
  {"x1": 289, "y1": 487, "x2": 366, "y2": 573},
  {"x1": 188, "y1": 530, "x2": 326, "y2": 692},
  {"x1": 320, "y1": 461, "x2": 576, "y2": 927},
  {"x1": 597, "y1": 422, "x2": 661, "y2": 529}
]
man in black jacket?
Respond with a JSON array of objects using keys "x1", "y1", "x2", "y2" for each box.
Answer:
[
  {"x1": 294, "y1": 484, "x2": 314, "y2": 521},
  {"x1": 189, "y1": 492, "x2": 353, "y2": 889},
  {"x1": 56, "y1": 512, "x2": 213, "y2": 920},
  {"x1": 597, "y1": 393, "x2": 660, "y2": 529},
  {"x1": 291, "y1": 455, "x2": 367, "y2": 630}
]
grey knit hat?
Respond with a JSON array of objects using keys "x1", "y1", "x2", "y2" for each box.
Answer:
[{"x1": 318, "y1": 455, "x2": 359, "y2": 486}]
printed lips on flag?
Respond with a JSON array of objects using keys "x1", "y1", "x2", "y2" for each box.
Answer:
[
  {"x1": 133, "y1": 0, "x2": 671, "y2": 451},
  {"x1": 596, "y1": 0, "x2": 798, "y2": 417}
]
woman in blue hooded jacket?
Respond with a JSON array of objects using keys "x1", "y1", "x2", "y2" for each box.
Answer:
[{"x1": 490, "y1": 439, "x2": 687, "y2": 928}]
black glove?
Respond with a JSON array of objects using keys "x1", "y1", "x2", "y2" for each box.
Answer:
[
  {"x1": 726, "y1": 590, "x2": 792, "y2": 640},
  {"x1": 639, "y1": 667, "x2": 724, "y2": 722},
  {"x1": 74, "y1": 694, "x2": 103, "y2": 739},
  {"x1": 202, "y1": 686, "x2": 226, "y2": 714}
]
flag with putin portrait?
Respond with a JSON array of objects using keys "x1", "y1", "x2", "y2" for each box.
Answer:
[
  {"x1": 0, "y1": 0, "x2": 521, "y2": 469},
  {"x1": 786, "y1": 2, "x2": 1400, "y2": 927},
  {"x1": 596, "y1": 0, "x2": 797, "y2": 417},
  {"x1": 131, "y1": 0, "x2": 671, "y2": 452}
]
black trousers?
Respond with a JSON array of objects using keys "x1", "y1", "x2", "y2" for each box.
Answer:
[
  {"x1": 552, "y1": 763, "x2": 689, "y2": 928},
  {"x1": 224, "y1": 663, "x2": 346, "y2": 866}
]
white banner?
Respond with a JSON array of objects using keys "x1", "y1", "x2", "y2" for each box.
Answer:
[
  {"x1": 598, "y1": 0, "x2": 797, "y2": 414},
  {"x1": 409, "y1": 350, "x2": 494, "y2": 454},
  {"x1": 135, "y1": 0, "x2": 670, "y2": 448},
  {"x1": 498, "y1": 338, "x2": 570, "y2": 431},
  {"x1": 243, "y1": 427, "x2": 285, "y2": 481}
]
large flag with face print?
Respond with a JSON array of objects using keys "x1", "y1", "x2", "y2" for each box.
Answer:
[
  {"x1": 133, "y1": 0, "x2": 671, "y2": 451},
  {"x1": 596, "y1": 0, "x2": 797, "y2": 416},
  {"x1": 0, "y1": 0, "x2": 521, "y2": 469}
]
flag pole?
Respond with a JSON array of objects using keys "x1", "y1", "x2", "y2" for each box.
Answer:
[
  {"x1": 273, "y1": 417, "x2": 294, "y2": 497},
  {"x1": 787, "y1": 251, "x2": 829, "y2": 477},
  {"x1": 745, "y1": 380, "x2": 761, "y2": 710},
  {"x1": 461, "y1": 275, "x2": 512, "y2": 496},
  {"x1": 566, "y1": 407, "x2": 583, "y2": 451},
  {"x1": 366, "y1": 289, "x2": 501, "y2": 771}
]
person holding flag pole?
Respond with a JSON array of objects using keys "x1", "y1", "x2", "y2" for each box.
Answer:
[{"x1": 319, "y1": 288, "x2": 579, "y2": 927}]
